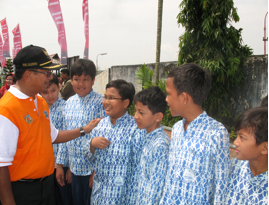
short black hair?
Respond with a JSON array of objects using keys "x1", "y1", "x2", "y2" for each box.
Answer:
[
  {"x1": 71, "y1": 59, "x2": 96, "y2": 80},
  {"x1": 261, "y1": 95, "x2": 268, "y2": 107},
  {"x1": 168, "y1": 63, "x2": 211, "y2": 106},
  {"x1": 134, "y1": 86, "x2": 167, "y2": 115},
  {"x1": 49, "y1": 74, "x2": 59, "y2": 86},
  {"x1": 235, "y1": 107, "x2": 268, "y2": 145},
  {"x1": 14, "y1": 67, "x2": 27, "y2": 81},
  {"x1": 60, "y1": 69, "x2": 69, "y2": 75},
  {"x1": 106, "y1": 79, "x2": 135, "y2": 107}
]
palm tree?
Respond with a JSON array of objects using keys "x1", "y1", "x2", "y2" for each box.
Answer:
[{"x1": 154, "y1": 0, "x2": 163, "y2": 83}]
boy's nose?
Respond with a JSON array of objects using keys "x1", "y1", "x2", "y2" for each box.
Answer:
[{"x1": 233, "y1": 137, "x2": 239, "y2": 146}]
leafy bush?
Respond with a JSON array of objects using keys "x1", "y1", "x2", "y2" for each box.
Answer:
[{"x1": 130, "y1": 64, "x2": 182, "y2": 128}]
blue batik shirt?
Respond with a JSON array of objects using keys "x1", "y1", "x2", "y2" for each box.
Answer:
[
  {"x1": 84, "y1": 112, "x2": 145, "y2": 205},
  {"x1": 56, "y1": 90, "x2": 106, "y2": 176},
  {"x1": 136, "y1": 126, "x2": 170, "y2": 205},
  {"x1": 49, "y1": 98, "x2": 69, "y2": 168},
  {"x1": 225, "y1": 158, "x2": 268, "y2": 205},
  {"x1": 160, "y1": 111, "x2": 230, "y2": 205}
]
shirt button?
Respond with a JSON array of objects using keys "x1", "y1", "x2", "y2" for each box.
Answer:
[
  {"x1": 30, "y1": 99, "x2": 32, "y2": 101},
  {"x1": 34, "y1": 109, "x2": 36, "y2": 111}
]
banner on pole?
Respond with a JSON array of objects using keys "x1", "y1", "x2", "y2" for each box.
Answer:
[
  {"x1": 0, "y1": 18, "x2": 10, "y2": 58},
  {"x1": 83, "y1": 0, "x2": 89, "y2": 59},
  {"x1": 12, "y1": 24, "x2": 22, "y2": 59},
  {"x1": 48, "y1": 0, "x2": 68, "y2": 65},
  {"x1": 0, "y1": 34, "x2": 6, "y2": 68}
]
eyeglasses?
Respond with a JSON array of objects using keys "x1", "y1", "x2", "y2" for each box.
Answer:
[
  {"x1": 103, "y1": 96, "x2": 123, "y2": 101},
  {"x1": 29, "y1": 70, "x2": 52, "y2": 78}
]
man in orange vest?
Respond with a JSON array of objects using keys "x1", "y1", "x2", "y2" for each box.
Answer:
[{"x1": 0, "y1": 45, "x2": 101, "y2": 205}]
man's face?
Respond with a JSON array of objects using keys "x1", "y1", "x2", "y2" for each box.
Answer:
[
  {"x1": 61, "y1": 72, "x2": 68, "y2": 80},
  {"x1": 30, "y1": 69, "x2": 53, "y2": 93}
]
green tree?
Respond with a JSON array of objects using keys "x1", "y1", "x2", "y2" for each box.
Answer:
[
  {"x1": 2, "y1": 58, "x2": 14, "y2": 76},
  {"x1": 154, "y1": 0, "x2": 163, "y2": 83},
  {"x1": 177, "y1": 0, "x2": 252, "y2": 119}
]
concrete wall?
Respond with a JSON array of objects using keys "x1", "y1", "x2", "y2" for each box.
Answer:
[
  {"x1": 109, "y1": 61, "x2": 177, "y2": 92},
  {"x1": 92, "y1": 68, "x2": 109, "y2": 96},
  {"x1": 231, "y1": 55, "x2": 268, "y2": 119}
]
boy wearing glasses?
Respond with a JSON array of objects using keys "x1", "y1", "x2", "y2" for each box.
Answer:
[
  {"x1": 84, "y1": 79, "x2": 145, "y2": 205},
  {"x1": 56, "y1": 59, "x2": 106, "y2": 205}
]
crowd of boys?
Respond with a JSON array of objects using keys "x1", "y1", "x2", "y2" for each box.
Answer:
[{"x1": 0, "y1": 44, "x2": 267, "y2": 205}]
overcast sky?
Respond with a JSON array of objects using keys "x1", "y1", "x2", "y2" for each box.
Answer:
[{"x1": 0, "y1": 0, "x2": 268, "y2": 70}]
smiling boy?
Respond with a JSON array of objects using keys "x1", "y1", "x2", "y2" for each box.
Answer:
[
  {"x1": 56, "y1": 59, "x2": 106, "y2": 205},
  {"x1": 134, "y1": 86, "x2": 170, "y2": 205},
  {"x1": 225, "y1": 107, "x2": 268, "y2": 204},
  {"x1": 84, "y1": 79, "x2": 145, "y2": 205}
]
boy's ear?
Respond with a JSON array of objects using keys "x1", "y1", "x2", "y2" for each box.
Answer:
[
  {"x1": 181, "y1": 92, "x2": 189, "y2": 105},
  {"x1": 123, "y1": 99, "x2": 130, "y2": 109},
  {"x1": 261, "y1": 142, "x2": 268, "y2": 155},
  {"x1": 155, "y1": 112, "x2": 164, "y2": 123},
  {"x1": 92, "y1": 77, "x2": 95, "y2": 86}
]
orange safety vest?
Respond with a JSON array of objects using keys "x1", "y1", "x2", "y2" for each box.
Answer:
[{"x1": 0, "y1": 92, "x2": 54, "y2": 181}]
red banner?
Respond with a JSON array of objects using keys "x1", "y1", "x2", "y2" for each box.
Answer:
[
  {"x1": 12, "y1": 24, "x2": 22, "y2": 59},
  {"x1": 83, "y1": 0, "x2": 89, "y2": 59},
  {"x1": 48, "y1": 0, "x2": 68, "y2": 65},
  {"x1": 0, "y1": 34, "x2": 6, "y2": 68},
  {"x1": 0, "y1": 18, "x2": 10, "y2": 58}
]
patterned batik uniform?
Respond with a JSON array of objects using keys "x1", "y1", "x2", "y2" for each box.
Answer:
[
  {"x1": 57, "y1": 90, "x2": 106, "y2": 175},
  {"x1": 160, "y1": 111, "x2": 230, "y2": 205},
  {"x1": 225, "y1": 158, "x2": 268, "y2": 204},
  {"x1": 136, "y1": 127, "x2": 170, "y2": 205},
  {"x1": 84, "y1": 112, "x2": 144, "y2": 205},
  {"x1": 49, "y1": 98, "x2": 69, "y2": 168}
]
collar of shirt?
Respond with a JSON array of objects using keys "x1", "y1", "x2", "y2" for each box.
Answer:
[
  {"x1": 146, "y1": 126, "x2": 163, "y2": 137},
  {"x1": 73, "y1": 89, "x2": 94, "y2": 100},
  {"x1": 182, "y1": 111, "x2": 208, "y2": 130},
  {"x1": 108, "y1": 111, "x2": 130, "y2": 126},
  {"x1": 9, "y1": 85, "x2": 34, "y2": 99},
  {"x1": 49, "y1": 98, "x2": 64, "y2": 110}
]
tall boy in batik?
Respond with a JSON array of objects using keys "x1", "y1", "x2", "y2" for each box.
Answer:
[
  {"x1": 40, "y1": 74, "x2": 73, "y2": 205},
  {"x1": 84, "y1": 79, "x2": 145, "y2": 205},
  {"x1": 133, "y1": 86, "x2": 170, "y2": 205},
  {"x1": 225, "y1": 107, "x2": 268, "y2": 204},
  {"x1": 160, "y1": 63, "x2": 230, "y2": 204},
  {"x1": 56, "y1": 59, "x2": 106, "y2": 205}
]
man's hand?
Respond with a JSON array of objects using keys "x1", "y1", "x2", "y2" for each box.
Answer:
[
  {"x1": 91, "y1": 137, "x2": 110, "y2": 149},
  {"x1": 83, "y1": 118, "x2": 103, "y2": 134},
  {"x1": 66, "y1": 168, "x2": 72, "y2": 184},
  {"x1": 56, "y1": 164, "x2": 65, "y2": 187}
]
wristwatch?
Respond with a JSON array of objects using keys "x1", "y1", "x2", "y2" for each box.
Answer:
[{"x1": 79, "y1": 127, "x2": 85, "y2": 136}]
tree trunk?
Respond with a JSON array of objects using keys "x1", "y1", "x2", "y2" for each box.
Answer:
[{"x1": 154, "y1": 0, "x2": 163, "y2": 84}]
